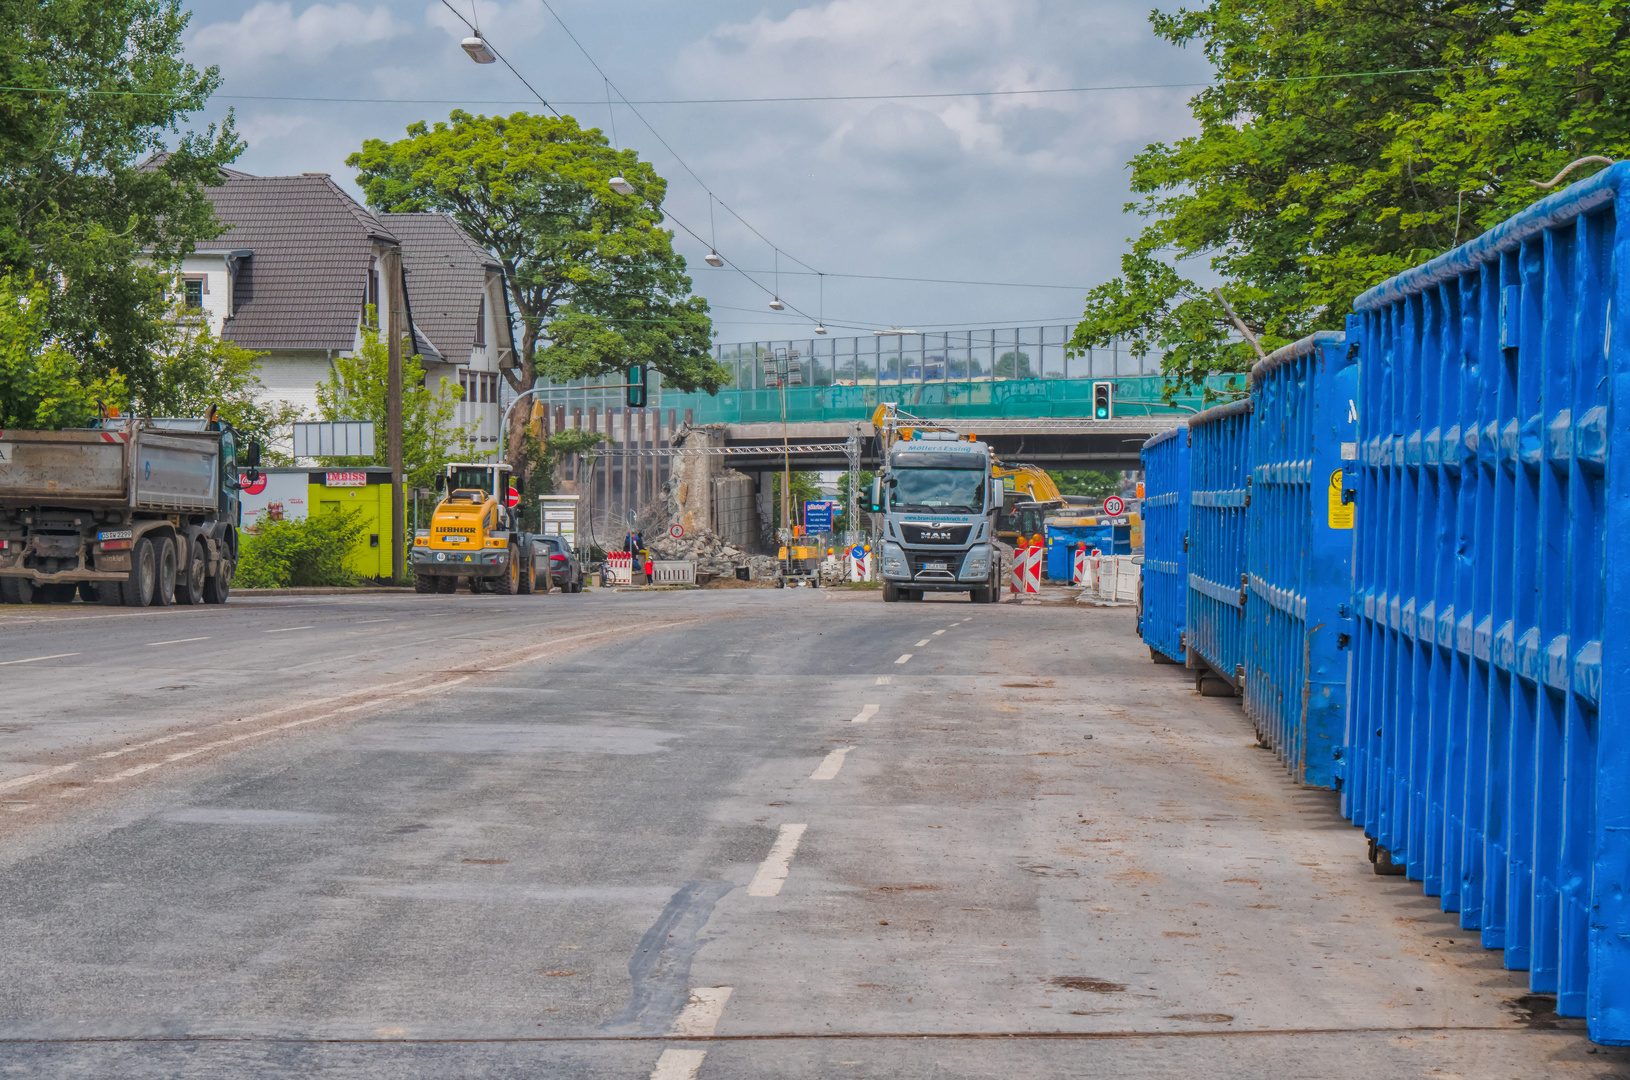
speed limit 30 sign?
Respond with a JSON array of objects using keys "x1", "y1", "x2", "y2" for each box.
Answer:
[{"x1": 1103, "y1": 495, "x2": 1125, "y2": 516}]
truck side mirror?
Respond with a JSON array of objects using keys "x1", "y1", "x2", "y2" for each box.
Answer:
[
  {"x1": 246, "y1": 439, "x2": 262, "y2": 469},
  {"x1": 990, "y1": 479, "x2": 1002, "y2": 509},
  {"x1": 435, "y1": 474, "x2": 447, "y2": 492},
  {"x1": 868, "y1": 477, "x2": 882, "y2": 513}
]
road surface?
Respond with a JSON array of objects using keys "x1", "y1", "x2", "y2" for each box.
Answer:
[{"x1": 0, "y1": 587, "x2": 1621, "y2": 1078}]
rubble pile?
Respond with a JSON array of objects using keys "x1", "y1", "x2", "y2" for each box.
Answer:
[{"x1": 645, "y1": 525, "x2": 778, "y2": 582}]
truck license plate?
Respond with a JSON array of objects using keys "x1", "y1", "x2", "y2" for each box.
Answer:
[{"x1": 924, "y1": 561, "x2": 948, "y2": 571}]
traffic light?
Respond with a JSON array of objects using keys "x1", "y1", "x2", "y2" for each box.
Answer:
[
  {"x1": 626, "y1": 363, "x2": 647, "y2": 408},
  {"x1": 1091, "y1": 380, "x2": 1113, "y2": 420}
]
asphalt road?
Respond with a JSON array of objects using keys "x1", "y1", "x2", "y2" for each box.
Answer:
[{"x1": 0, "y1": 587, "x2": 1623, "y2": 1079}]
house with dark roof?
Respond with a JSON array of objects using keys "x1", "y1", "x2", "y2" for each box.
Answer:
[{"x1": 170, "y1": 168, "x2": 513, "y2": 455}]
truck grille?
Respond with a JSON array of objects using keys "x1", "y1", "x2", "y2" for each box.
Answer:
[{"x1": 899, "y1": 523, "x2": 971, "y2": 546}]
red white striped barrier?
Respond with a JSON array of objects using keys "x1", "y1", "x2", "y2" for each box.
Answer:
[{"x1": 605, "y1": 551, "x2": 633, "y2": 585}]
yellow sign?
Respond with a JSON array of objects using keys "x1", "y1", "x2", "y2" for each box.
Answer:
[{"x1": 1328, "y1": 469, "x2": 1353, "y2": 529}]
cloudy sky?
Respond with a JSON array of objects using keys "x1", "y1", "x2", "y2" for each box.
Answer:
[{"x1": 177, "y1": 0, "x2": 1214, "y2": 347}]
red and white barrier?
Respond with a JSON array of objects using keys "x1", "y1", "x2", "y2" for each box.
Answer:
[
  {"x1": 1021, "y1": 541, "x2": 1043, "y2": 594},
  {"x1": 605, "y1": 551, "x2": 633, "y2": 585},
  {"x1": 1072, "y1": 542, "x2": 1088, "y2": 584},
  {"x1": 849, "y1": 548, "x2": 871, "y2": 582}
]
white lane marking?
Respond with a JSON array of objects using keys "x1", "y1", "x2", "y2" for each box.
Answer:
[
  {"x1": 810, "y1": 746, "x2": 853, "y2": 781},
  {"x1": 875, "y1": 675, "x2": 891, "y2": 685},
  {"x1": 147, "y1": 637, "x2": 210, "y2": 646},
  {"x1": 264, "y1": 626, "x2": 314, "y2": 633},
  {"x1": 650, "y1": 1048, "x2": 707, "y2": 1080},
  {"x1": 849, "y1": 704, "x2": 879, "y2": 724},
  {"x1": 932, "y1": 630, "x2": 946, "y2": 636},
  {"x1": 95, "y1": 749, "x2": 205, "y2": 783},
  {"x1": 0, "y1": 763, "x2": 79, "y2": 794},
  {"x1": 97, "y1": 732, "x2": 195, "y2": 759},
  {"x1": 895, "y1": 654, "x2": 912, "y2": 664},
  {"x1": 747, "y1": 823, "x2": 808, "y2": 897},
  {"x1": 915, "y1": 638, "x2": 930, "y2": 647},
  {"x1": 0, "y1": 652, "x2": 80, "y2": 666},
  {"x1": 669, "y1": 986, "x2": 733, "y2": 1037}
]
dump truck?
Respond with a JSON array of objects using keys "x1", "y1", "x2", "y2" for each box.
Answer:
[
  {"x1": 868, "y1": 432, "x2": 1002, "y2": 603},
  {"x1": 0, "y1": 416, "x2": 255, "y2": 607},
  {"x1": 410, "y1": 462, "x2": 542, "y2": 595}
]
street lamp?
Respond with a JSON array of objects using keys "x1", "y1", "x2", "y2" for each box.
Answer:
[
  {"x1": 704, "y1": 250, "x2": 724, "y2": 267},
  {"x1": 768, "y1": 297, "x2": 785, "y2": 311},
  {"x1": 461, "y1": 36, "x2": 496, "y2": 63},
  {"x1": 608, "y1": 175, "x2": 635, "y2": 196}
]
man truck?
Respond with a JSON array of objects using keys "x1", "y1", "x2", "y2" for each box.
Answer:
[
  {"x1": 0, "y1": 415, "x2": 254, "y2": 607},
  {"x1": 868, "y1": 432, "x2": 1002, "y2": 603}
]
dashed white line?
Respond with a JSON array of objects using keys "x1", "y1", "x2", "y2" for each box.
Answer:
[
  {"x1": 0, "y1": 652, "x2": 80, "y2": 666},
  {"x1": 915, "y1": 638, "x2": 931, "y2": 647},
  {"x1": 96, "y1": 732, "x2": 196, "y2": 759},
  {"x1": 0, "y1": 763, "x2": 79, "y2": 794},
  {"x1": 748, "y1": 823, "x2": 808, "y2": 897},
  {"x1": 849, "y1": 704, "x2": 879, "y2": 724},
  {"x1": 669, "y1": 986, "x2": 733, "y2": 1037},
  {"x1": 810, "y1": 746, "x2": 854, "y2": 781},
  {"x1": 650, "y1": 1048, "x2": 708, "y2": 1080},
  {"x1": 932, "y1": 630, "x2": 946, "y2": 636},
  {"x1": 147, "y1": 637, "x2": 210, "y2": 646},
  {"x1": 895, "y1": 654, "x2": 912, "y2": 664},
  {"x1": 264, "y1": 626, "x2": 313, "y2": 633},
  {"x1": 875, "y1": 675, "x2": 892, "y2": 685}
]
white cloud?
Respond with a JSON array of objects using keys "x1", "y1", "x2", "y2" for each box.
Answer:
[{"x1": 190, "y1": 2, "x2": 408, "y2": 70}]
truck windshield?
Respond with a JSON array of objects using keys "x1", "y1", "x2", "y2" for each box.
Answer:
[{"x1": 889, "y1": 468, "x2": 985, "y2": 513}]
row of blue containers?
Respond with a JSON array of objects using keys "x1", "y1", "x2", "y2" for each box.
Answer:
[{"x1": 1139, "y1": 163, "x2": 1630, "y2": 1043}]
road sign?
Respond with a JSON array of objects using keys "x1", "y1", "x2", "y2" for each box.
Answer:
[
  {"x1": 803, "y1": 500, "x2": 835, "y2": 533},
  {"x1": 669, "y1": 523, "x2": 685, "y2": 539},
  {"x1": 1102, "y1": 495, "x2": 1125, "y2": 516},
  {"x1": 505, "y1": 486, "x2": 520, "y2": 508}
]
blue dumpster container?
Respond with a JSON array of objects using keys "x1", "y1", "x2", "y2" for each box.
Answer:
[
  {"x1": 1346, "y1": 161, "x2": 1630, "y2": 1042},
  {"x1": 1140, "y1": 427, "x2": 1190, "y2": 662},
  {"x1": 1244, "y1": 331, "x2": 1359, "y2": 788},
  {"x1": 1186, "y1": 400, "x2": 1252, "y2": 686},
  {"x1": 1044, "y1": 519, "x2": 1115, "y2": 580}
]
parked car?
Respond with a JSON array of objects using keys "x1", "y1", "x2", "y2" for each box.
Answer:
[{"x1": 533, "y1": 534, "x2": 584, "y2": 592}]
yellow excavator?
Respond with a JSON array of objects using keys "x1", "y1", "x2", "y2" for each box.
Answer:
[{"x1": 410, "y1": 462, "x2": 542, "y2": 595}]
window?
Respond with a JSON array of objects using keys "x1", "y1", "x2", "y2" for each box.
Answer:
[
  {"x1": 183, "y1": 278, "x2": 205, "y2": 310},
  {"x1": 474, "y1": 295, "x2": 486, "y2": 347}
]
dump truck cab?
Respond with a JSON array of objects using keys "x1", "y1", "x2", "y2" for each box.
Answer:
[{"x1": 410, "y1": 463, "x2": 536, "y2": 595}]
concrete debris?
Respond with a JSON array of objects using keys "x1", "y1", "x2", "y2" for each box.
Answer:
[{"x1": 646, "y1": 523, "x2": 778, "y2": 582}]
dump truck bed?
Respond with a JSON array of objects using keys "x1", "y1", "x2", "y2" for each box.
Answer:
[{"x1": 0, "y1": 426, "x2": 220, "y2": 512}]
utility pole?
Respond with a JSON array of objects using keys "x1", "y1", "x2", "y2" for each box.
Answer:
[
  {"x1": 384, "y1": 247, "x2": 406, "y2": 582},
  {"x1": 778, "y1": 350, "x2": 791, "y2": 539}
]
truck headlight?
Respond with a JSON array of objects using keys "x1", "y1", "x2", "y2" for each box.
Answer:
[
  {"x1": 961, "y1": 545, "x2": 991, "y2": 579},
  {"x1": 881, "y1": 542, "x2": 906, "y2": 577}
]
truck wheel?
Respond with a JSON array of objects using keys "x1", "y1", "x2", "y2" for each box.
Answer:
[
  {"x1": 414, "y1": 572, "x2": 437, "y2": 593},
  {"x1": 970, "y1": 586, "x2": 989, "y2": 603},
  {"x1": 78, "y1": 582, "x2": 99, "y2": 603},
  {"x1": 97, "y1": 579, "x2": 122, "y2": 607},
  {"x1": 124, "y1": 537, "x2": 157, "y2": 607},
  {"x1": 467, "y1": 576, "x2": 486, "y2": 594},
  {"x1": 437, "y1": 575, "x2": 457, "y2": 593},
  {"x1": 0, "y1": 578, "x2": 26, "y2": 604},
  {"x1": 202, "y1": 551, "x2": 231, "y2": 605},
  {"x1": 175, "y1": 538, "x2": 207, "y2": 605},
  {"x1": 34, "y1": 583, "x2": 76, "y2": 604},
  {"x1": 883, "y1": 582, "x2": 899, "y2": 602},
  {"x1": 494, "y1": 553, "x2": 519, "y2": 595},
  {"x1": 517, "y1": 556, "x2": 533, "y2": 595},
  {"x1": 151, "y1": 537, "x2": 177, "y2": 607}
]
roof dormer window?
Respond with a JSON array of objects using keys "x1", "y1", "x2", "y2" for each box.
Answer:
[{"x1": 474, "y1": 295, "x2": 486, "y2": 347}]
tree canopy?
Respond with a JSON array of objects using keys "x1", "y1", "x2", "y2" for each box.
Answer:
[
  {"x1": 1071, "y1": 0, "x2": 1630, "y2": 393},
  {"x1": 0, "y1": 0, "x2": 242, "y2": 399},
  {"x1": 346, "y1": 111, "x2": 726, "y2": 481}
]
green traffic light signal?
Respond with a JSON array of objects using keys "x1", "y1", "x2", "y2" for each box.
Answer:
[
  {"x1": 627, "y1": 364, "x2": 647, "y2": 408},
  {"x1": 1092, "y1": 380, "x2": 1112, "y2": 420}
]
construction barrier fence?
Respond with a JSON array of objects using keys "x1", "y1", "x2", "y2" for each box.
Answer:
[
  {"x1": 1185, "y1": 399, "x2": 1253, "y2": 688},
  {"x1": 1345, "y1": 163, "x2": 1630, "y2": 1042},
  {"x1": 1139, "y1": 428, "x2": 1189, "y2": 661},
  {"x1": 1245, "y1": 331, "x2": 1359, "y2": 787}
]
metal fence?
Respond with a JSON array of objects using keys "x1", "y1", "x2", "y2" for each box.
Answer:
[
  {"x1": 1345, "y1": 164, "x2": 1629, "y2": 1041},
  {"x1": 1245, "y1": 331, "x2": 1359, "y2": 787},
  {"x1": 1185, "y1": 399, "x2": 1253, "y2": 688},
  {"x1": 1139, "y1": 427, "x2": 1189, "y2": 662}
]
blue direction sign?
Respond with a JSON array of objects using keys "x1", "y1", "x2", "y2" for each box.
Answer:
[{"x1": 803, "y1": 500, "x2": 836, "y2": 533}]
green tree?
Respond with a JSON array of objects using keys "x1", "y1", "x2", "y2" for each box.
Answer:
[
  {"x1": 1070, "y1": 0, "x2": 1627, "y2": 393},
  {"x1": 834, "y1": 469, "x2": 876, "y2": 535},
  {"x1": 314, "y1": 313, "x2": 469, "y2": 490},
  {"x1": 995, "y1": 351, "x2": 1033, "y2": 379},
  {"x1": 0, "y1": 273, "x2": 127, "y2": 428},
  {"x1": 770, "y1": 471, "x2": 823, "y2": 533},
  {"x1": 0, "y1": 0, "x2": 242, "y2": 397},
  {"x1": 137, "y1": 304, "x2": 302, "y2": 462},
  {"x1": 345, "y1": 111, "x2": 727, "y2": 487},
  {"x1": 1050, "y1": 470, "x2": 1122, "y2": 502}
]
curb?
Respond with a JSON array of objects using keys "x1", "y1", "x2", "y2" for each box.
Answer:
[{"x1": 231, "y1": 587, "x2": 416, "y2": 596}]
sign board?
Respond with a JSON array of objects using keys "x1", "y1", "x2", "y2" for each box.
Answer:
[
  {"x1": 803, "y1": 500, "x2": 835, "y2": 534},
  {"x1": 239, "y1": 471, "x2": 309, "y2": 528},
  {"x1": 325, "y1": 471, "x2": 367, "y2": 487},
  {"x1": 292, "y1": 421, "x2": 375, "y2": 458},
  {"x1": 669, "y1": 523, "x2": 685, "y2": 539},
  {"x1": 506, "y1": 486, "x2": 520, "y2": 509},
  {"x1": 1102, "y1": 495, "x2": 1125, "y2": 516},
  {"x1": 239, "y1": 472, "x2": 268, "y2": 496},
  {"x1": 538, "y1": 494, "x2": 580, "y2": 544}
]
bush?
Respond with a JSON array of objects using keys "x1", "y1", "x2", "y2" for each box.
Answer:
[{"x1": 234, "y1": 510, "x2": 367, "y2": 588}]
